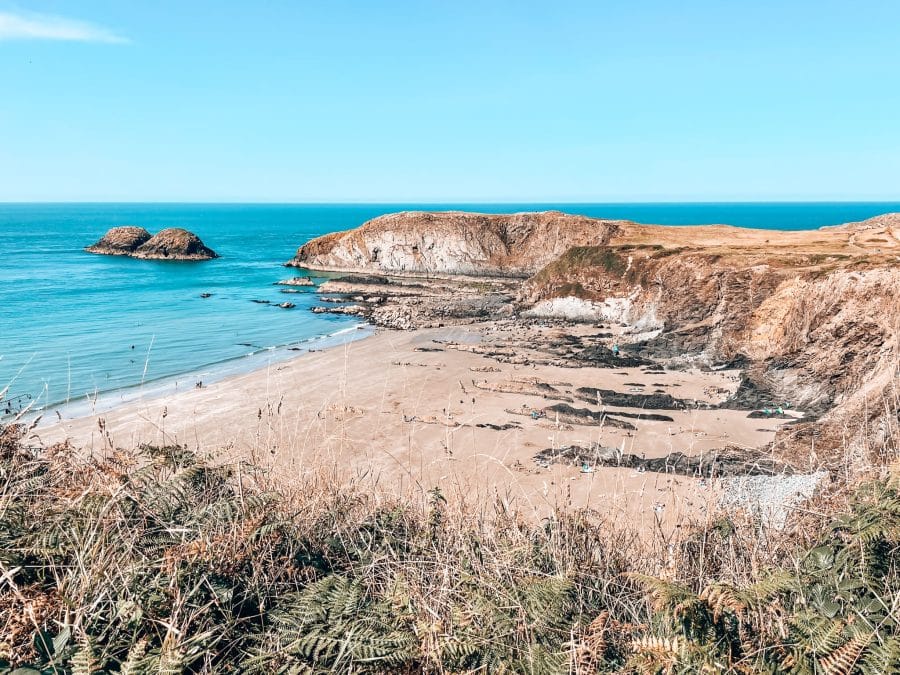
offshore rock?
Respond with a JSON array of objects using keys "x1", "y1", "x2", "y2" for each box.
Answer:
[
  {"x1": 84, "y1": 226, "x2": 152, "y2": 255},
  {"x1": 87, "y1": 227, "x2": 217, "y2": 260},
  {"x1": 132, "y1": 228, "x2": 218, "y2": 260}
]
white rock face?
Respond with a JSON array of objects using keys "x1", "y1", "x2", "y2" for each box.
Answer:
[
  {"x1": 288, "y1": 211, "x2": 625, "y2": 276},
  {"x1": 523, "y1": 297, "x2": 606, "y2": 322},
  {"x1": 524, "y1": 290, "x2": 665, "y2": 329}
]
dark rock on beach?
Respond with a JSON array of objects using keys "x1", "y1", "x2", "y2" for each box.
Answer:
[
  {"x1": 613, "y1": 410, "x2": 675, "y2": 422},
  {"x1": 575, "y1": 386, "x2": 704, "y2": 410},
  {"x1": 572, "y1": 345, "x2": 652, "y2": 368},
  {"x1": 333, "y1": 274, "x2": 391, "y2": 285},
  {"x1": 475, "y1": 422, "x2": 522, "y2": 431},
  {"x1": 541, "y1": 403, "x2": 636, "y2": 430},
  {"x1": 535, "y1": 443, "x2": 792, "y2": 478}
]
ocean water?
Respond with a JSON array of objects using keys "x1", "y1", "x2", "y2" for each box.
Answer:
[{"x1": 2, "y1": 202, "x2": 898, "y2": 417}]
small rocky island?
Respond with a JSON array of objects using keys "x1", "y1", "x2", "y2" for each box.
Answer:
[
  {"x1": 85, "y1": 227, "x2": 218, "y2": 260},
  {"x1": 84, "y1": 226, "x2": 152, "y2": 255}
]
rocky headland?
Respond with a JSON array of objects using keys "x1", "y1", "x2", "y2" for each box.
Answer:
[
  {"x1": 289, "y1": 210, "x2": 900, "y2": 463},
  {"x1": 287, "y1": 210, "x2": 620, "y2": 276},
  {"x1": 86, "y1": 227, "x2": 218, "y2": 260}
]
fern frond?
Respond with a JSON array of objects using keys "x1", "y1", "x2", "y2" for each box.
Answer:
[
  {"x1": 626, "y1": 572, "x2": 697, "y2": 612},
  {"x1": 118, "y1": 639, "x2": 149, "y2": 675},
  {"x1": 735, "y1": 569, "x2": 796, "y2": 610},
  {"x1": 71, "y1": 634, "x2": 99, "y2": 675},
  {"x1": 859, "y1": 635, "x2": 900, "y2": 675},
  {"x1": 631, "y1": 634, "x2": 683, "y2": 656},
  {"x1": 819, "y1": 634, "x2": 870, "y2": 675}
]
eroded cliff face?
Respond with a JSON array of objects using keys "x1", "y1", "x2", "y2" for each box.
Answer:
[
  {"x1": 287, "y1": 210, "x2": 624, "y2": 276},
  {"x1": 522, "y1": 214, "x2": 900, "y2": 457}
]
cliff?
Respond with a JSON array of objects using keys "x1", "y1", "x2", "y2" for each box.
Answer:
[
  {"x1": 291, "y1": 210, "x2": 900, "y2": 458},
  {"x1": 287, "y1": 210, "x2": 623, "y2": 276},
  {"x1": 522, "y1": 213, "x2": 900, "y2": 458}
]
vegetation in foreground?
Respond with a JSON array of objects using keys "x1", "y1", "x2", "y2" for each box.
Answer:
[{"x1": 1, "y1": 421, "x2": 899, "y2": 674}]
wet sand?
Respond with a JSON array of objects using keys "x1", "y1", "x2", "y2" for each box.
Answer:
[{"x1": 36, "y1": 321, "x2": 792, "y2": 529}]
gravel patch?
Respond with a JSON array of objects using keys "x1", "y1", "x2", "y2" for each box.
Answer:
[{"x1": 718, "y1": 471, "x2": 827, "y2": 528}]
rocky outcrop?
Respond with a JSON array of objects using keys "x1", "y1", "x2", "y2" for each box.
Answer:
[
  {"x1": 290, "y1": 210, "x2": 900, "y2": 459},
  {"x1": 522, "y1": 215, "x2": 900, "y2": 458},
  {"x1": 287, "y1": 211, "x2": 624, "y2": 276},
  {"x1": 275, "y1": 277, "x2": 315, "y2": 287},
  {"x1": 84, "y1": 226, "x2": 152, "y2": 255},
  {"x1": 87, "y1": 227, "x2": 217, "y2": 260},
  {"x1": 132, "y1": 228, "x2": 218, "y2": 260},
  {"x1": 309, "y1": 274, "x2": 516, "y2": 330}
]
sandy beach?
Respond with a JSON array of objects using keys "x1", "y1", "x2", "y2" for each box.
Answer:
[{"x1": 36, "y1": 319, "x2": 791, "y2": 529}]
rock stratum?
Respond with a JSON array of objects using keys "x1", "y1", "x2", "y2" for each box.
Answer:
[
  {"x1": 290, "y1": 210, "x2": 900, "y2": 459},
  {"x1": 86, "y1": 227, "x2": 218, "y2": 260}
]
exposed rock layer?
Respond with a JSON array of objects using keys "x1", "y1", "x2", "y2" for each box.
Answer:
[{"x1": 522, "y1": 217, "x2": 900, "y2": 456}]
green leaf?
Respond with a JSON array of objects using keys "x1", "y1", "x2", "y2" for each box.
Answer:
[{"x1": 807, "y1": 546, "x2": 835, "y2": 570}]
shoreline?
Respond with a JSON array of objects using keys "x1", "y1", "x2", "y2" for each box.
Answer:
[
  {"x1": 22, "y1": 322, "x2": 373, "y2": 426},
  {"x1": 35, "y1": 317, "x2": 801, "y2": 528}
]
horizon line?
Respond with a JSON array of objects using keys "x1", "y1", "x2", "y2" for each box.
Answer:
[{"x1": 2, "y1": 199, "x2": 900, "y2": 206}]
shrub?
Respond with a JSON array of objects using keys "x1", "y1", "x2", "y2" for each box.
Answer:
[{"x1": 1, "y1": 423, "x2": 898, "y2": 673}]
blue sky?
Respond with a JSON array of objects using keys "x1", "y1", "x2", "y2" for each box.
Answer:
[{"x1": 1, "y1": 1, "x2": 898, "y2": 202}]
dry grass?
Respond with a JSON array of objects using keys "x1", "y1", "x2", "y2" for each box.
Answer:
[{"x1": 1, "y1": 414, "x2": 899, "y2": 672}]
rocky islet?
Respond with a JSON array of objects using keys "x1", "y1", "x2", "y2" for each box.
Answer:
[{"x1": 86, "y1": 227, "x2": 218, "y2": 260}]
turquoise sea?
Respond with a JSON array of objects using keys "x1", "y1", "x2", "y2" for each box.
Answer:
[{"x1": 2, "y1": 202, "x2": 899, "y2": 418}]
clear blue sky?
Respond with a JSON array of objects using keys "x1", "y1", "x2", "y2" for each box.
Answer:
[{"x1": 1, "y1": 1, "x2": 898, "y2": 202}]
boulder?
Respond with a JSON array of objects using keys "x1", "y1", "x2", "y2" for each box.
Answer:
[
  {"x1": 85, "y1": 226, "x2": 152, "y2": 255},
  {"x1": 132, "y1": 228, "x2": 218, "y2": 260},
  {"x1": 275, "y1": 277, "x2": 315, "y2": 287}
]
